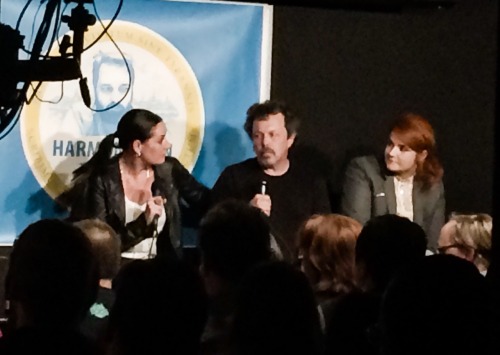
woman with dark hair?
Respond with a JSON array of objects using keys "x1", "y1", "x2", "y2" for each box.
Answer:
[
  {"x1": 65, "y1": 108, "x2": 209, "y2": 259},
  {"x1": 341, "y1": 113, "x2": 445, "y2": 251}
]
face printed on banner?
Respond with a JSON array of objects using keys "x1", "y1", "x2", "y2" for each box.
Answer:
[
  {"x1": 95, "y1": 61, "x2": 132, "y2": 109},
  {"x1": 86, "y1": 58, "x2": 135, "y2": 136},
  {"x1": 252, "y1": 113, "x2": 295, "y2": 171},
  {"x1": 384, "y1": 132, "x2": 423, "y2": 178}
]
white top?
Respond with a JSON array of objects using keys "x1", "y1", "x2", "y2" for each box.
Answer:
[
  {"x1": 394, "y1": 176, "x2": 414, "y2": 222},
  {"x1": 120, "y1": 196, "x2": 166, "y2": 259}
]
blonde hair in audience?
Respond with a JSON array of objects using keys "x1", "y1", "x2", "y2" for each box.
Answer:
[{"x1": 449, "y1": 213, "x2": 492, "y2": 270}]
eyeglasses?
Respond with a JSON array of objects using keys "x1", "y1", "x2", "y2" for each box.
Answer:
[{"x1": 437, "y1": 243, "x2": 474, "y2": 254}]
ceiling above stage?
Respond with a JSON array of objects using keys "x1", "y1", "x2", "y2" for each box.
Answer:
[{"x1": 210, "y1": 0, "x2": 459, "y2": 12}]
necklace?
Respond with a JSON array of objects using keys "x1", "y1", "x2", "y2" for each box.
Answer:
[
  {"x1": 122, "y1": 167, "x2": 151, "y2": 179},
  {"x1": 119, "y1": 158, "x2": 152, "y2": 179}
]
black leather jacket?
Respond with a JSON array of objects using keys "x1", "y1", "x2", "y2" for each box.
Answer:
[{"x1": 74, "y1": 155, "x2": 209, "y2": 258}]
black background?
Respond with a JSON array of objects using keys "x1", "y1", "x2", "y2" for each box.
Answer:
[{"x1": 270, "y1": 0, "x2": 496, "y2": 216}]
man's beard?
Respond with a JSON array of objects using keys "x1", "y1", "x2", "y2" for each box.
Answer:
[
  {"x1": 95, "y1": 102, "x2": 132, "y2": 121},
  {"x1": 88, "y1": 102, "x2": 133, "y2": 136},
  {"x1": 257, "y1": 149, "x2": 275, "y2": 169}
]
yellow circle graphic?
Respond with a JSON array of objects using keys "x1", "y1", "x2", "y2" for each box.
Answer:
[{"x1": 21, "y1": 20, "x2": 204, "y2": 200}]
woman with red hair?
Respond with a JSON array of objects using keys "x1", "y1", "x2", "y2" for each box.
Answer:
[{"x1": 341, "y1": 113, "x2": 445, "y2": 251}]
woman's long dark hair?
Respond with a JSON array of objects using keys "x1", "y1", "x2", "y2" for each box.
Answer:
[{"x1": 59, "y1": 109, "x2": 163, "y2": 211}]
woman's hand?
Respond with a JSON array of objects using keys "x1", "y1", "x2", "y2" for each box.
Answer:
[{"x1": 146, "y1": 195, "x2": 166, "y2": 225}]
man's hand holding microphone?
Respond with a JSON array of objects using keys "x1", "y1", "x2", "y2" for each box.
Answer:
[{"x1": 250, "y1": 181, "x2": 271, "y2": 216}]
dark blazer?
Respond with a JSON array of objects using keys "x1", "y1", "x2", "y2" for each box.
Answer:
[
  {"x1": 340, "y1": 155, "x2": 445, "y2": 251},
  {"x1": 81, "y1": 155, "x2": 209, "y2": 258}
]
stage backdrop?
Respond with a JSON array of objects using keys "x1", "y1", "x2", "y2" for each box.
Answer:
[{"x1": 0, "y1": 0, "x2": 272, "y2": 244}]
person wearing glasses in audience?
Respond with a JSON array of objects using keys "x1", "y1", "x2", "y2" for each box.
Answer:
[
  {"x1": 438, "y1": 213, "x2": 492, "y2": 275},
  {"x1": 341, "y1": 112, "x2": 445, "y2": 252}
]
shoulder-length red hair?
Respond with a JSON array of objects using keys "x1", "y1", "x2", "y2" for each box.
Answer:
[{"x1": 389, "y1": 112, "x2": 443, "y2": 190}]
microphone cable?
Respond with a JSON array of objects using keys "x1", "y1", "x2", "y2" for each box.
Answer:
[{"x1": 147, "y1": 214, "x2": 159, "y2": 259}]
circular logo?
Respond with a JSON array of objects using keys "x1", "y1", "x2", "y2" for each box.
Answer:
[{"x1": 21, "y1": 20, "x2": 204, "y2": 200}]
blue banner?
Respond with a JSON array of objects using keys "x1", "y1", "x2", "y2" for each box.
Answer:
[{"x1": 0, "y1": 0, "x2": 272, "y2": 243}]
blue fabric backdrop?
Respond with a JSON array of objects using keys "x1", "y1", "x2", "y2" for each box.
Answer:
[{"x1": 0, "y1": 0, "x2": 271, "y2": 243}]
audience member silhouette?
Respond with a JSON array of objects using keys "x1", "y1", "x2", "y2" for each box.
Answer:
[
  {"x1": 355, "y1": 214, "x2": 427, "y2": 294},
  {"x1": 325, "y1": 214, "x2": 427, "y2": 355},
  {"x1": 231, "y1": 261, "x2": 323, "y2": 355},
  {"x1": 1, "y1": 219, "x2": 99, "y2": 355},
  {"x1": 198, "y1": 199, "x2": 272, "y2": 354},
  {"x1": 380, "y1": 254, "x2": 492, "y2": 355},
  {"x1": 105, "y1": 258, "x2": 207, "y2": 355},
  {"x1": 75, "y1": 219, "x2": 121, "y2": 344},
  {"x1": 298, "y1": 213, "x2": 362, "y2": 330}
]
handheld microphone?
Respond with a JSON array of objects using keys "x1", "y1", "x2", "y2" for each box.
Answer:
[
  {"x1": 152, "y1": 214, "x2": 160, "y2": 229},
  {"x1": 148, "y1": 214, "x2": 160, "y2": 259},
  {"x1": 151, "y1": 195, "x2": 165, "y2": 229},
  {"x1": 261, "y1": 181, "x2": 267, "y2": 195}
]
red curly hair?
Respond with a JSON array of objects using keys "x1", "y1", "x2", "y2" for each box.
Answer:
[{"x1": 389, "y1": 112, "x2": 443, "y2": 190}]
